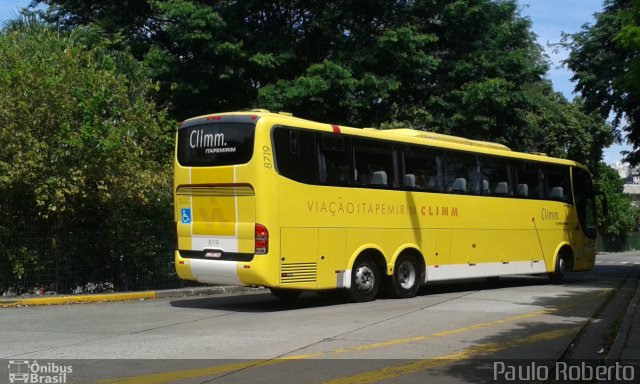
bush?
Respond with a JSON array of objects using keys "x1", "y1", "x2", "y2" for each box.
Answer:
[{"x1": 0, "y1": 22, "x2": 175, "y2": 293}]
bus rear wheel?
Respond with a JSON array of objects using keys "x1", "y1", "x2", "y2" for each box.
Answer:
[
  {"x1": 269, "y1": 288, "x2": 302, "y2": 301},
  {"x1": 386, "y1": 254, "x2": 420, "y2": 299},
  {"x1": 343, "y1": 258, "x2": 380, "y2": 302}
]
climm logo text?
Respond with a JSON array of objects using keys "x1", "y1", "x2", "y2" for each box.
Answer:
[{"x1": 190, "y1": 130, "x2": 226, "y2": 149}]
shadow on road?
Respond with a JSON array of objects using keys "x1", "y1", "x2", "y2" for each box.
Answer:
[
  {"x1": 170, "y1": 263, "x2": 635, "y2": 313},
  {"x1": 170, "y1": 275, "x2": 551, "y2": 313},
  {"x1": 170, "y1": 291, "x2": 350, "y2": 312},
  {"x1": 165, "y1": 263, "x2": 639, "y2": 383},
  {"x1": 398, "y1": 263, "x2": 640, "y2": 384}
]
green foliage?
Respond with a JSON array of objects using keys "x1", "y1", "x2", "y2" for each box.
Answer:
[
  {"x1": 257, "y1": 59, "x2": 402, "y2": 126},
  {"x1": 0, "y1": 22, "x2": 174, "y2": 287},
  {"x1": 521, "y1": 91, "x2": 615, "y2": 171},
  {"x1": 11, "y1": 0, "x2": 624, "y2": 278},
  {"x1": 594, "y1": 163, "x2": 638, "y2": 237},
  {"x1": 30, "y1": 2, "x2": 595, "y2": 158},
  {"x1": 39, "y1": 0, "x2": 614, "y2": 167},
  {"x1": 563, "y1": 0, "x2": 640, "y2": 164}
]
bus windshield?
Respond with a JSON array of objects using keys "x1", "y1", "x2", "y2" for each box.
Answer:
[{"x1": 177, "y1": 122, "x2": 255, "y2": 166}]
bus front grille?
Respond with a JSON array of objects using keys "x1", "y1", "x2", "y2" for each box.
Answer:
[{"x1": 280, "y1": 263, "x2": 317, "y2": 284}]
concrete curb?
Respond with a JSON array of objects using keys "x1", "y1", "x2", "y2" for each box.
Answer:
[
  {"x1": 607, "y1": 269, "x2": 640, "y2": 361},
  {"x1": 154, "y1": 286, "x2": 265, "y2": 299},
  {"x1": 0, "y1": 286, "x2": 266, "y2": 308}
]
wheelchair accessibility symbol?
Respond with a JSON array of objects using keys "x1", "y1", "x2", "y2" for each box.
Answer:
[{"x1": 181, "y1": 208, "x2": 192, "y2": 224}]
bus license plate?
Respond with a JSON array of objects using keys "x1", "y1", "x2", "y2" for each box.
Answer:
[{"x1": 204, "y1": 250, "x2": 223, "y2": 259}]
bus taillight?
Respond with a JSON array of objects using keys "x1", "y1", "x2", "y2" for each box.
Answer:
[{"x1": 255, "y1": 224, "x2": 269, "y2": 255}]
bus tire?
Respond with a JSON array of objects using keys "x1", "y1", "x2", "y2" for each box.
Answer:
[
  {"x1": 549, "y1": 253, "x2": 569, "y2": 284},
  {"x1": 269, "y1": 288, "x2": 302, "y2": 301},
  {"x1": 386, "y1": 254, "x2": 420, "y2": 299},
  {"x1": 343, "y1": 257, "x2": 380, "y2": 302}
]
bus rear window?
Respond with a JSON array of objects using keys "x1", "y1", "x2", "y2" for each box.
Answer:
[{"x1": 177, "y1": 123, "x2": 255, "y2": 166}]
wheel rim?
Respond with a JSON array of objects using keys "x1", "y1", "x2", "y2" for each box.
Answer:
[
  {"x1": 398, "y1": 260, "x2": 416, "y2": 289},
  {"x1": 558, "y1": 257, "x2": 566, "y2": 273},
  {"x1": 354, "y1": 264, "x2": 375, "y2": 293}
]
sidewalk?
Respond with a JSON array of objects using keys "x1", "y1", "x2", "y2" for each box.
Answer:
[
  {"x1": 607, "y1": 271, "x2": 640, "y2": 362},
  {"x1": 0, "y1": 285, "x2": 265, "y2": 308}
]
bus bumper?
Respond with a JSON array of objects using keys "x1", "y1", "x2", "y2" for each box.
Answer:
[
  {"x1": 174, "y1": 251, "x2": 276, "y2": 287},
  {"x1": 175, "y1": 251, "x2": 244, "y2": 286}
]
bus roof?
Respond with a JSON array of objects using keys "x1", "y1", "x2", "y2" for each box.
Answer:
[
  {"x1": 383, "y1": 129, "x2": 512, "y2": 151},
  {"x1": 181, "y1": 110, "x2": 584, "y2": 169}
]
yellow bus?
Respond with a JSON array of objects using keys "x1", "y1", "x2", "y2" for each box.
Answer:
[{"x1": 174, "y1": 110, "x2": 598, "y2": 302}]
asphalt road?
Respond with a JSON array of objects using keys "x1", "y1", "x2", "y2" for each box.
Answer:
[{"x1": 1, "y1": 253, "x2": 639, "y2": 383}]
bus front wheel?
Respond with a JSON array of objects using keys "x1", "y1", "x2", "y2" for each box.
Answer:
[
  {"x1": 343, "y1": 258, "x2": 380, "y2": 302},
  {"x1": 386, "y1": 254, "x2": 421, "y2": 299},
  {"x1": 549, "y1": 254, "x2": 570, "y2": 284}
]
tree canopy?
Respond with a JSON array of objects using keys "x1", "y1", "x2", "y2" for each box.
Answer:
[
  {"x1": 595, "y1": 163, "x2": 639, "y2": 237},
  {"x1": 37, "y1": 0, "x2": 614, "y2": 167},
  {"x1": 564, "y1": 0, "x2": 640, "y2": 164}
]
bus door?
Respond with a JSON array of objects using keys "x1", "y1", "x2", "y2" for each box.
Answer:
[{"x1": 571, "y1": 167, "x2": 598, "y2": 270}]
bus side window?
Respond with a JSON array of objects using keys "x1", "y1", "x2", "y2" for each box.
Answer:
[
  {"x1": 353, "y1": 138, "x2": 395, "y2": 188},
  {"x1": 318, "y1": 135, "x2": 351, "y2": 186},
  {"x1": 514, "y1": 161, "x2": 541, "y2": 199},
  {"x1": 403, "y1": 173, "x2": 417, "y2": 188},
  {"x1": 517, "y1": 183, "x2": 529, "y2": 197},
  {"x1": 445, "y1": 151, "x2": 475, "y2": 194},
  {"x1": 403, "y1": 145, "x2": 443, "y2": 192},
  {"x1": 494, "y1": 181, "x2": 509, "y2": 195},
  {"x1": 544, "y1": 165, "x2": 571, "y2": 203},
  {"x1": 479, "y1": 155, "x2": 511, "y2": 196},
  {"x1": 273, "y1": 127, "x2": 318, "y2": 184},
  {"x1": 468, "y1": 157, "x2": 483, "y2": 195},
  {"x1": 318, "y1": 150, "x2": 327, "y2": 183}
]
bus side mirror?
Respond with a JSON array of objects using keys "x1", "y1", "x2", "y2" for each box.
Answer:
[{"x1": 596, "y1": 191, "x2": 609, "y2": 217}]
